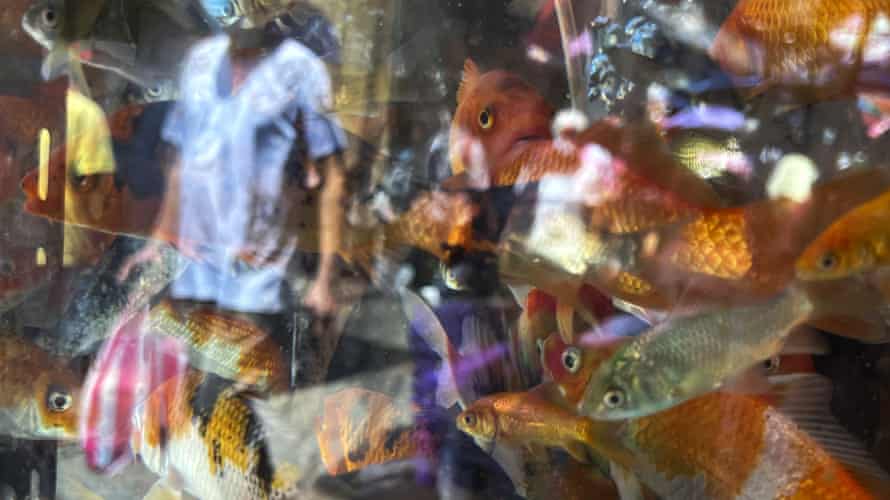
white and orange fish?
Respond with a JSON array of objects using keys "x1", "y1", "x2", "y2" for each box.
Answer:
[{"x1": 0, "y1": 333, "x2": 81, "y2": 439}]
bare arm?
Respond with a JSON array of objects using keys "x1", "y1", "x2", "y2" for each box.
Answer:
[{"x1": 304, "y1": 153, "x2": 347, "y2": 316}]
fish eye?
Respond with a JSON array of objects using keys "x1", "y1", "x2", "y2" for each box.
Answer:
[
  {"x1": 72, "y1": 174, "x2": 96, "y2": 191},
  {"x1": 145, "y1": 85, "x2": 163, "y2": 98},
  {"x1": 602, "y1": 388, "x2": 626, "y2": 409},
  {"x1": 461, "y1": 413, "x2": 477, "y2": 428},
  {"x1": 42, "y1": 7, "x2": 58, "y2": 29},
  {"x1": 47, "y1": 390, "x2": 72, "y2": 412},
  {"x1": 763, "y1": 356, "x2": 780, "y2": 373},
  {"x1": 561, "y1": 347, "x2": 581, "y2": 374},
  {"x1": 478, "y1": 107, "x2": 493, "y2": 129},
  {"x1": 818, "y1": 252, "x2": 837, "y2": 270}
]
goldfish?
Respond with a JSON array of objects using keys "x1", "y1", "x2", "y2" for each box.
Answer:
[
  {"x1": 315, "y1": 388, "x2": 426, "y2": 475},
  {"x1": 502, "y1": 161, "x2": 890, "y2": 341},
  {"x1": 449, "y1": 58, "x2": 554, "y2": 177},
  {"x1": 709, "y1": 0, "x2": 890, "y2": 101},
  {"x1": 452, "y1": 62, "x2": 726, "y2": 205},
  {"x1": 147, "y1": 299, "x2": 289, "y2": 393},
  {"x1": 539, "y1": 329, "x2": 889, "y2": 498},
  {"x1": 0, "y1": 333, "x2": 81, "y2": 439},
  {"x1": 796, "y1": 186, "x2": 890, "y2": 280},
  {"x1": 456, "y1": 387, "x2": 606, "y2": 465},
  {"x1": 581, "y1": 287, "x2": 815, "y2": 420}
]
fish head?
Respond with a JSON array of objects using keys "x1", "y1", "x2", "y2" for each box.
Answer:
[
  {"x1": 540, "y1": 331, "x2": 625, "y2": 408},
  {"x1": 455, "y1": 401, "x2": 497, "y2": 443},
  {"x1": 795, "y1": 230, "x2": 861, "y2": 280},
  {"x1": 21, "y1": 145, "x2": 125, "y2": 233},
  {"x1": 581, "y1": 341, "x2": 671, "y2": 421},
  {"x1": 21, "y1": 0, "x2": 64, "y2": 51},
  {"x1": 0, "y1": 336, "x2": 81, "y2": 440},
  {"x1": 449, "y1": 59, "x2": 554, "y2": 176},
  {"x1": 79, "y1": 312, "x2": 188, "y2": 474}
]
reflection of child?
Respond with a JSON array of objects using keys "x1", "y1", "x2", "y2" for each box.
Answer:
[{"x1": 124, "y1": 34, "x2": 347, "y2": 317}]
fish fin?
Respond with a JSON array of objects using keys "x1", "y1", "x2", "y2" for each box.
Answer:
[
  {"x1": 142, "y1": 479, "x2": 182, "y2": 500},
  {"x1": 435, "y1": 362, "x2": 461, "y2": 410},
  {"x1": 41, "y1": 46, "x2": 69, "y2": 82},
  {"x1": 610, "y1": 462, "x2": 645, "y2": 500},
  {"x1": 457, "y1": 59, "x2": 480, "y2": 104},
  {"x1": 556, "y1": 301, "x2": 575, "y2": 343},
  {"x1": 507, "y1": 284, "x2": 533, "y2": 309},
  {"x1": 490, "y1": 442, "x2": 529, "y2": 498},
  {"x1": 252, "y1": 363, "x2": 416, "y2": 485},
  {"x1": 780, "y1": 326, "x2": 830, "y2": 355},
  {"x1": 769, "y1": 373, "x2": 890, "y2": 491},
  {"x1": 400, "y1": 288, "x2": 469, "y2": 409},
  {"x1": 565, "y1": 441, "x2": 594, "y2": 464},
  {"x1": 723, "y1": 364, "x2": 773, "y2": 395}
]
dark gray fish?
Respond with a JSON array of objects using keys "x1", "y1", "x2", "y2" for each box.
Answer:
[{"x1": 35, "y1": 236, "x2": 187, "y2": 357}]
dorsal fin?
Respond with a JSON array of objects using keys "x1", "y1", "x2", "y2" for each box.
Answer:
[{"x1": 457, "y1": 58, "x2": 480, "y2": 104}]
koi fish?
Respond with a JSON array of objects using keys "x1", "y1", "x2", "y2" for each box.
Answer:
[
  {"x1": 709, "y1": 0, "x2": 890, "y2": 101},
  {"x1": 80, "y1": 317, "x2": 303, "y2": 499},
  {"x1": 147, "y1": 299, "x2": 289, "y2": 393},
  {"x1": 79, "y1": 310, "x2": 189, "y2": 473},
  {"x1": 796, "y1": 186, "x2": 890, "y2": 280},
  {"x1": 0, "y1": 333, "x2": 81, "y2": 439},
  {"x1": 315, "y1": 388, "x2": 426, "y2": 475}
]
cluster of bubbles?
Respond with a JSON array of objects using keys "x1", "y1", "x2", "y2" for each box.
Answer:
[{"x1": 586, "y1": 15, "x2": 661, "y2": 108}]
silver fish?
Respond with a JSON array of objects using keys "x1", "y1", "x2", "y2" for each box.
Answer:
[{"x1": 581, "y1": 287, "x2": 814, "y2": 420}]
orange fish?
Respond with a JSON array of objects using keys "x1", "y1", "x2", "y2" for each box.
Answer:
[
  {"x1": 0, "y1": 334, "x2": 81, "y2": 439},
  {"x1": 535, "y1": 336, "x2": 881, "y2": 499},
  {"x1": 709, "y1": 0, "x2": 890, "y2": 101},
  {"x1": 795, "y1": 186, "x2": 890, "y2": 280},
  {"x1": 449, "y1": 59, "x2": 554, "y2": 177},
  {"x1": 504, "y1": 161, "x2": 890, "y2": 341},
  {"x1": 315, "y1": 388, "x2": 427, "y2": 475},
  {"x1": 129, "y1": 370, "x2": 301, "y2": 500},
  {"x1": 456, "y1": 388, "x2": 605, "y2": 465},
  {"x1": 147, "y1": 300, "x2": 289, "y2": 393},
  {"x1": 451, "y1": 63, "x2": 725, "y2": 213}
]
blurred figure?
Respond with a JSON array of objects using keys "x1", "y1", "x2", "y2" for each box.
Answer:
[{"x1": 128, "y1": 32, "x2": 347, "y2": 320}]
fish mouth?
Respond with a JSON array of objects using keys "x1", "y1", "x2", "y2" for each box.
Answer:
[{"x1": 0, "y1": 406, "x2": 71, "y2": 440}]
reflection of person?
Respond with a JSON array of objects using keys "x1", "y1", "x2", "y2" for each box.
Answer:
[{"x1": 125, "y1": 34, "x2": 347, "y2": 317}]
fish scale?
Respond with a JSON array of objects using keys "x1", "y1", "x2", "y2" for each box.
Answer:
[
  {"x1": 147, "y1": 300, "x2": 288, "y2": 392},
  {"x1": 133, "y1": 371, "x2": 300, "y2": 500},
  {"x1": 711, "y1": 0, "x2": 890, "y2": 98}
]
